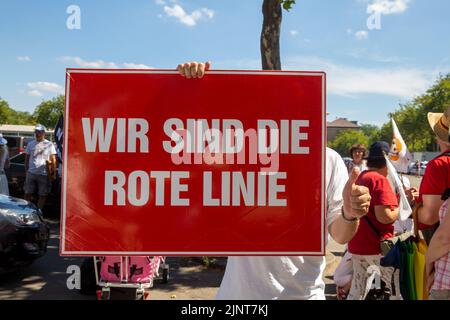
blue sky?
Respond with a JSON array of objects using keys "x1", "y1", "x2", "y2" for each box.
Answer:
[{"x1": 1, "y1": 0, "x2": 449, "y2": 126}]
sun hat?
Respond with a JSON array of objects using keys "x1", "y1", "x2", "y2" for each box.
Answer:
[{"x1": 427, "y1": 106, "x2": 450, "y2": 142}]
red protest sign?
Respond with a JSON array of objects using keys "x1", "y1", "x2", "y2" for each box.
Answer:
[{"x1": 60, "y1": 69, "x2": 326, "y2": 256}]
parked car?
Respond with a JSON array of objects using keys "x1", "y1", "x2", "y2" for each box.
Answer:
[
  {"x1": 0, "y1": 194, "x2": 50, "y2": 274},
  {"x1": 4, "y1": 136, "x2": 34, "y2": 158},
  {"x1": 4, "y1": 152, "x2": 61, "y2": 216},
  {"x1": 407, "y1": 161, "x2": 428, "y2": 176}
]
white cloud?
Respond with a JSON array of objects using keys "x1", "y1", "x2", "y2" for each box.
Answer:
[
  {"x1": 123, "y1": 63, "x2": 152, "y2": 69},
  {"x1": 60, "y1": 56, "x2": 151, "y2": 69},
  {"x1": 27, "y1": 82, "x2": 64, "y2": 95},
  {"x1": 347, "y1": 29, "x2": 368, "y2": 40},
  {"x1": 201, "y1": 8, "x2": 214, "y2": 19},
  {"x1": 155, "y1": 0, "x2": 178, "y2": 4},
  {"x1": 290, "y1": 30, "x2": 299, "y2": 36},
  {"x1": 367, "y1": 0, "x2": 410, "y2": 15},
  {"x1": 163, "y1": 4, "x2": 214, "y2": 27},
  {"x1": 284, "y1": 56, "x2": 437, "y2": 99},
  {"x1": 217, "y1": 56, "x2": 446, "y2": 99},
  {"x1": 17, "y1": 56, "x2": 31, "y2": 62},
  {"x1": 28, "y1": 90, "x2": 43, "y2": 97},
  {"x1": 355, "y1": 30, "x2": 369, "y2": 40},
  {"x1": 60, "y1": 56, "x2": 118, "y2": 68},
  {"x1": 346, "y1": 48, "x2": 403, "y2": 63}
]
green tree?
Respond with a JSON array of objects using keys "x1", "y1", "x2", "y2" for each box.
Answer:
[
  {"x1": 0, "y1": 98, "x2": 13, "y2": 124},
  {"x1": 380, "y1": 74, "x2": 450, "y2": 152},
  {"x1": 13, "y1": 111, "x2": 35, "y2": 125},
  {"x1": 328, "y1": 129, "x2": 370, "y2": 157},
  {"x1": 377, "y1": 121, "x2": 393, "y2": 145},
  {"x1": 0, "y1": 97, "x2": 34, "y2": 125},
  {"x1": 360, "y1": 123, "x2": 381, "y2": 144},
  {"x1": 260, "y1": 0, "x2": 296, "y2": 70},
  {"x1": 33, "y1": 95, "x2": 65, "y2": 129}
]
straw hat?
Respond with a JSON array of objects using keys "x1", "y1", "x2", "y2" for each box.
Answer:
[{"x1": 428, "y1": 106, "x2": 450, "y2": 142}]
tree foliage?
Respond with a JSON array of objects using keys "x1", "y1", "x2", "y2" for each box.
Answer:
[
  {"x1": 360, "y1": 124, "x2": 380, "y2": 143},
  {"x1": 1, "y1": 95, "x2": 65, "y2": 128},
  {"x1": 280, "y1": 0, "x2": 296, "y2": 11},
  {"x1": 32, "y1": 95, "x2": 65, "y2": 129},
  {"x1": 330, "y1": 73, "x2": 450, "y2": 154},
  {"x1": 0, "y1": 97, "x2": 34, "y2": 125},
  {"x1": 386, "y1": 74, "x2": 450, "y2": 152},
  {"x1": 328, "y1": 129, "x2": 370, "y2": 157}
]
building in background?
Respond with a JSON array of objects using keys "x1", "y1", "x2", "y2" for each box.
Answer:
[
  {"x1": 0, "y1": 124, "x2": 54, "y2": 140},
  {"x1": 326, "y1": 118, "x2": 360, "y2": 142}
]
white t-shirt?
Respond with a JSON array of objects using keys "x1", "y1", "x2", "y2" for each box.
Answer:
[
  {"x1": 25, "y1": 139, "x2": 57, "y2": 176},
  {"x1": 215, "y1": 148, "x2": 349, "y2": 300}
]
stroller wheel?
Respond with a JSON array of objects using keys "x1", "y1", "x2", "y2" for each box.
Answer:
[
  {"x1": 100, "y1": 288, "x2": 111, "y2": 300},
  {"x1": 136, "y1": 289, "x2": 145, "y2": 300}
]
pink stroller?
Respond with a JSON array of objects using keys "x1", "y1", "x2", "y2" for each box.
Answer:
[{"x1": 93, "y1": 256, "x2": 169, "y2": 300}]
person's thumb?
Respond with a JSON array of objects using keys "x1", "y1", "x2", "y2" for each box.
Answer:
[
  {"x1": 344, "y1": 167, "x2": 361, "y2": 197},
  {"x1": 348, "y1": 167, "x2": 361, "y2": 186},
  {"x1": 205, "y1": 61, "x2": 212, "y2": 70}
]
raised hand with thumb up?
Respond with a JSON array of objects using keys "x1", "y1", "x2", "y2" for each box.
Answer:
[{"x1": 342, "y1": 167, "x2": 371, "y2": 221}]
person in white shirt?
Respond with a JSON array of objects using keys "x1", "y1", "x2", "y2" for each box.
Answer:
[
  {"x1": 177, "y1": 62, "x2": 372, "y2": 300},
  {"x1": 0, "y1": 133, "x2": 10, "y2": 195},
  {"x1": 24, "y1": 124, "x2": 57, "y2": 210}
]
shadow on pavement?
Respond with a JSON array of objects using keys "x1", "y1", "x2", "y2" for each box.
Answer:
[
  {"x1": 0, "y1": 221, "x2": 90, "y2": 300},
  {"x1": 0, "y1": 220, "x2": 225, "y2": 300}
]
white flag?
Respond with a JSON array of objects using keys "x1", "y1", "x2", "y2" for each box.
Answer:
[
  {"x1": 385, "y1": 154, "x2": 413, "y2": 224},
  {"x1": 388, "y1": 118, "x2": 412, "y2": 173}
]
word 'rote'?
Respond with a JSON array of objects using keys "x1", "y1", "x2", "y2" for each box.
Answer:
[{"x1": 80, "y1": 117, "x2": 312, "y2": 207}]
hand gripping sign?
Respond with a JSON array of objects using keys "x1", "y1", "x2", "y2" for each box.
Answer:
[{"x1": 60, "y1": 69, "x2": 326, "y2": 256}]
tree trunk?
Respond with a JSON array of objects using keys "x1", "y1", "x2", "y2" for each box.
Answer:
[{"x1": 261, "y1": 0, "x2": 282, "y2": 70}]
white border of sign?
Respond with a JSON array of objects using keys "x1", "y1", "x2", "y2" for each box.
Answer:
[{"x1": 61, "y1": 69, "x2": 326, "y2": 256}]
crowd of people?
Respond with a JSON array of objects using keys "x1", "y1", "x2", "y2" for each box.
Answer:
[{"x1": 178, "y1": 61, "x2": 450, "y2": 300}]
